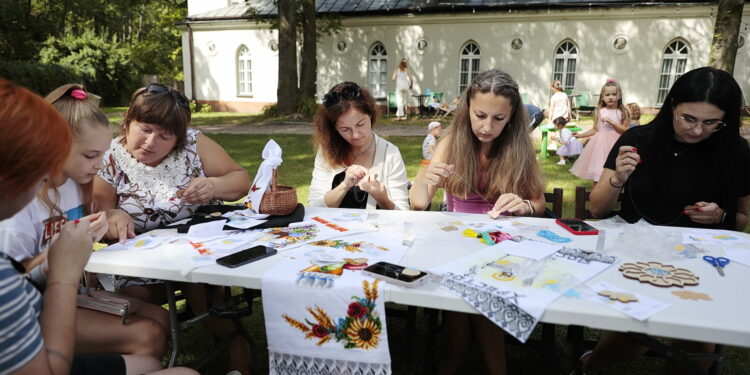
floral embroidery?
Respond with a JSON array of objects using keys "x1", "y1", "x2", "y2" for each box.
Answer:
[
  {"x1": 619, "y1": 261, "x2": 699, "y2": 287},
  {"x1": 283, "y1": 280, "x2": 383, "y2": 350}
]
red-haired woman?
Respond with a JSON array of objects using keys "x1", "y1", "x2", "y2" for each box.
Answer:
[
  {"x1": 309, "y1": 82, "x2": 409, "y2": 210},
  {"x1": 0, "y1": 79, "x2": 197, "y2": 375}
]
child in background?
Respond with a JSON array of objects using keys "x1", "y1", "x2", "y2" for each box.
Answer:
[
  {"x1": 627, "y1": 102, "x2": 641, "y2": 127},
  {"x1": 421, "y1": 121, "x2": 442, "y2": 166},
  {"x1": 570, "y1": 79, "x2": 630, "y2": 187},
  {"x1": 552, "y1": 116, "x2": 582, "y2": 165},
  {"x1": 429, "y1": 96, "x2": 442, "y2": 116}
]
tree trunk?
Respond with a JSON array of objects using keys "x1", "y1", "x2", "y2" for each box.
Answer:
[
  {"x1": 277, "y1": 0, "x2": 298, "y2": 115},
  {"x1": 299, "y1": 0, "x2": 317, "y2": 100},
  {"x1": 707, "y1": 0, "x2": 744, "y2": 74}
]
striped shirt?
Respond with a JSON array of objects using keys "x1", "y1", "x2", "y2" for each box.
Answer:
[{"x1": 0, "y1": 255, "x2": 43, "y2": 374}]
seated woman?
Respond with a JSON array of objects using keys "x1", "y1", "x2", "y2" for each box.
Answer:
[
  {"x1": 0, "y1": 79, "x2": 195, "y2": 375},
  {"x1": 93, "y1": 84, "x2": 252, "y2": 374},
  {"x1": 581, "y1": 67, "x2": 750, "y2": 374},
  {"x1": 0, "y1": 84, "x2": 170, "y2": 362},
  {"x1": 309, "y1": 81, "x2": 409, "y2": 210},
  {"x1": 410, "y1": 69, "x2": 545, "y2": 374}
]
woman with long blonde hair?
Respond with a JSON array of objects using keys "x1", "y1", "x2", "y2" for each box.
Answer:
[{"x1": 410, "y1": 69, "x2": 544, "y2": 375}]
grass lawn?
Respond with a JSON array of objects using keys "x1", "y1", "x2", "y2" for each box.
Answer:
[{"x1": 179, "y1": 132, "x2": 750, "y2": 374}]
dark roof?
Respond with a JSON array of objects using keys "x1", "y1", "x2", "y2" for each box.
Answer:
[{"x1": 185, "y1": 0, "x2": 712, "y2": 22}]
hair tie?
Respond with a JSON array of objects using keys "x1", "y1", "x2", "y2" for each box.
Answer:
[
  {"x1": 606, "y1": 78, "x2": 617, "y2": 83},
  {"x1": 70, "y1": 89, "x2": 88, "y2": 100}
]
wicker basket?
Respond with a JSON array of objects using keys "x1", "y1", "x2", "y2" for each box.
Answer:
[{"x1": 259, "y1": 169, "x2": 298, "y2": 216}]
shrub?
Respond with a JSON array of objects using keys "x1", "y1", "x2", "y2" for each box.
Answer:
[
  {"x1": 297, "y1": 97, "x2": 319, "y2": 116},
  {"x1": 0, "y1": 61, "x2": 85, "y2": 95},
  {"x1": 262, "y1": 103, "x2": 278, "y2": 118}
]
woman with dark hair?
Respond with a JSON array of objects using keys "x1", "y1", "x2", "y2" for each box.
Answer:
[
  {"x1": 309, "y1": 82, "x2": 409, "y2": 210},
  {"x1": 578, "y1": 67, "x2": 750, "y2": 374},
  {"x1": 93, "y1": 84, "x2": 252, "y2": 375},
  {"x1": 589, "y1": 67, "x2": 749, "y2": 231}
]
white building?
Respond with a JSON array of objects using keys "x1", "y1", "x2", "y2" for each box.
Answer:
[{"x1": 180, "y1": 0, "x2": 750, "y2": 113}]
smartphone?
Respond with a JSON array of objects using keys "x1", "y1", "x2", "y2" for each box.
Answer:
[
  {"x1": 555, "y1": 218, "x2": 599, "y2": 235},
  {"x1": 361, "y1": 262, "x2": 429, "y2": 288},
  {"x1": 216, "y1": 245, "x2": 277, "y2": 268}
]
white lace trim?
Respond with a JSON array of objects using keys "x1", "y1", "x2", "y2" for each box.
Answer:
[
  {"x1": 109, "y1": 129, "x2": 203, "y2": 199},
  {"x1": 269, "y1": 351, "x2": 391, "y2": 375}
]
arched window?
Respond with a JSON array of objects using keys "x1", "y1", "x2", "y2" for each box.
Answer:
[
  {"x1": 459, "y1": 41, "x2": 481, "y2": 94},
  {"x1": 368, "y1": 43, "x2": 387, "y2": 99},
  {"x1": 237, "y1": 45, "x2": 252, "y2": 96},
  {"x1": 657, "y1": 39, "x2": 689, "y2": 105},
  {"x1": 553, "y1": 40, "x2": 578, "y2": 92}
]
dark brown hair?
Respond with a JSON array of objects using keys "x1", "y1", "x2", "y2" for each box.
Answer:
[
  {"x1": 313, "y1": 82, "x2": 379, "y2": 167},
  {"x1": 120, "y1": 84, "x2": 191, "y2": 152}
]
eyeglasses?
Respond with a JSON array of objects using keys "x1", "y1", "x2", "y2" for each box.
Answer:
[
  {"x1": 143, "y1": 83, "x2": 189, "y2": 110},
  {"x1": 676, "y1": 114, "x2": 725, "y2": 132},
  {"x1": 322, "y1": 82, "x2": 361, "y2": 108}
]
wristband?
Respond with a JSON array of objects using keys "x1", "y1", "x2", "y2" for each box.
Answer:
[
  {"x1": 609, "y1": 176, "x2": 624, "y2": 189},
  {"x1": 719, "y1": 210, "x2": 727, "y2": 225},
  {"x1": 522, "y1": 199, "x2": 535, "y2": 216}
]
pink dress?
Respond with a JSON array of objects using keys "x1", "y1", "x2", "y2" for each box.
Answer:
[{"x1": 570, "y1": 108, "x2": 622, "y2": 182}]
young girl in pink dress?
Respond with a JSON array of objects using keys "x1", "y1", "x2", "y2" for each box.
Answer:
[{"x1": 570, "y1": 80, "x2": 630, "y2": 187}]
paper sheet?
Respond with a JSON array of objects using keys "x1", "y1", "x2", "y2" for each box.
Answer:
[{"x1": 585, "y1": 282, "x2": 671, "y2": 321}]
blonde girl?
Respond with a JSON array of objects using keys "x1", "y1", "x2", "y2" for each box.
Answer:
[
  {"x1": 410, "y1": 69, "x2": 544, "y2": 375},
  {"x1": 570, "y1": 79, "x2": 630, "y2": 187},
  {"x1": 548, "y1": 80, "x2": 571, "y2": 123}
]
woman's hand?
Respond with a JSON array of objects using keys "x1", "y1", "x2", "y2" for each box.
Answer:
[
  {"x1": 181, "y1": 177, "x2": 216, "y2": 204},
  {"x1": 611, "y1": 146, "x2": 640, "y2": 187},
  {"x1": 46, "y1": 220, "x2": 94, "y2": 283},
  {"x1": 684, "y1": 202, "x2": 725, "y2": 225},
  {"x1": 105, "y1": 209, "x2": 135, "y2": 243},
  {"x1": 340, "y1": 165, "x2": 368, "y2": 189},
  {"x1": 422, "y1": 162, "x2": 455, "y2": 186},
  {"x1": 84, "y1": 211, "x2": 109, "y2": 242},
  {"x1": 488, "y1": 193, "x2": 530, "y2": 217},
  {"x1": 357, "y1": 173, "x2": 387, "y2": 200}
]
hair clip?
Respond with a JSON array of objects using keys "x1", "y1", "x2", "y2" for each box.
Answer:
[{"x1": 70, "y1": 89, "x2": 88, "y2": 100}]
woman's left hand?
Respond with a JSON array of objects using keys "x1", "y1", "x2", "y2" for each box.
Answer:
[
  {"x1": 488, "y1": 193, "x2": 529, "y2": 217},
  {"x1": 181, "y1": 177, "x2": 216, "y2": 204},
  {"x1": 684, "y1": 201, "x2": 724, "y2": 225},
  {"x1": 84, "y1": 211, "x2": 109, "y2": 242},
  {"x1": 357, "y1": 173, "x2": 387, "y2": 199}
]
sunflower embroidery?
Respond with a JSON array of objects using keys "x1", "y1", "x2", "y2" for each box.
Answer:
[{"x1": 283, "y1": 280, "x2": 383, "y2": 350}]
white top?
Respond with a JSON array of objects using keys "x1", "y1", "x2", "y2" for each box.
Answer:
[
  {"x1": 422, "y1": 134, "x2": 436, "y2": 160},
  {"x1": 549, "y1": 91, "x2": 570, "y2": 121},
  {"x1": 98, "y1": 128, "x2": 216, "y2": 233},
  {"x1": 0, "y1": 179, "x2": 84, "y2": 262},
  {"x1": 396, "y1": 70, "x2": 410, "y2": 89},
  {"x1": 559, "y1": 128, "x2": 573, "y2": 144},
  {"x1": 308, "y1": 134, "x2": 410, "y2": 210}
]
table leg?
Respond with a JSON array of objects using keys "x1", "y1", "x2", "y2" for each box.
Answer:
[
  {"x1": 166, "y1": 281, "x2": 180, "y2": 368},
  {"x1": 541, "y1": 132, "x2": 549, "y2": 158}
]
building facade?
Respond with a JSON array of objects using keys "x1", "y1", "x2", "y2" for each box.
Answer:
[{"x1": 181, "y1": 0, "x2": 750, "y2": 113}]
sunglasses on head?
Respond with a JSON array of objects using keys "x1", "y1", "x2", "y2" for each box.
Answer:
[
  {"x1": 143, "y1": 83, "x2": 189, "y2": 109},
  {"x1": 322, "y1": 82, "x2": 362, "y2": 109}
]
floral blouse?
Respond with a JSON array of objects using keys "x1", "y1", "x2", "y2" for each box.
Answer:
[{"x1": 99, "y1": 129, "x2": 219, "y2": 233}]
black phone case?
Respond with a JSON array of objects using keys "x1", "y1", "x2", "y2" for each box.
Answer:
[{"x1": 216, "y1": 248, "x2": 277, "y2": 268}]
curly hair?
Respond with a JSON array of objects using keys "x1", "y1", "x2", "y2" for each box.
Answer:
[{"x1": 312, "y1": 82, "x2": 379, "y2": 167}]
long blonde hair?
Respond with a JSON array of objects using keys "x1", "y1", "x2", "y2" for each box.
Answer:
[
  {"x1": 445, "y1": 69, "x2": 544, "y2": 201},
  {"x1": 42, "y1": 84, "x2": 110, "y2": 216},
  {"x1": 594, "y1": 80, "x2": 630, "y2": 129}
]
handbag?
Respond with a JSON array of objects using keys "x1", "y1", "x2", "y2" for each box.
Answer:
[{"x1": 76, "y1": 289, "x2": 141, "y2": 324}]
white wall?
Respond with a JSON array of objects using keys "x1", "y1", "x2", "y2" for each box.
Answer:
[{"x1": 184, "y1": 4, "x2": 750, "y2": 112}]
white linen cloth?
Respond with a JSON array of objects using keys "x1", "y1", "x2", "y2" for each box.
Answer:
[{"x1": 246, "y1": 139, "x2": 283, "y2": 213}]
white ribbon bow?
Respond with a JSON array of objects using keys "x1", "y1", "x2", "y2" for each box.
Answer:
[{"x1": 245, "y1": 139, "x2": 283, "y2": 213}]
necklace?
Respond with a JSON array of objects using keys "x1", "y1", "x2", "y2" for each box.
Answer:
[{"x1": 352, "y1": 136, "x2": 375, "y2": 159}]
